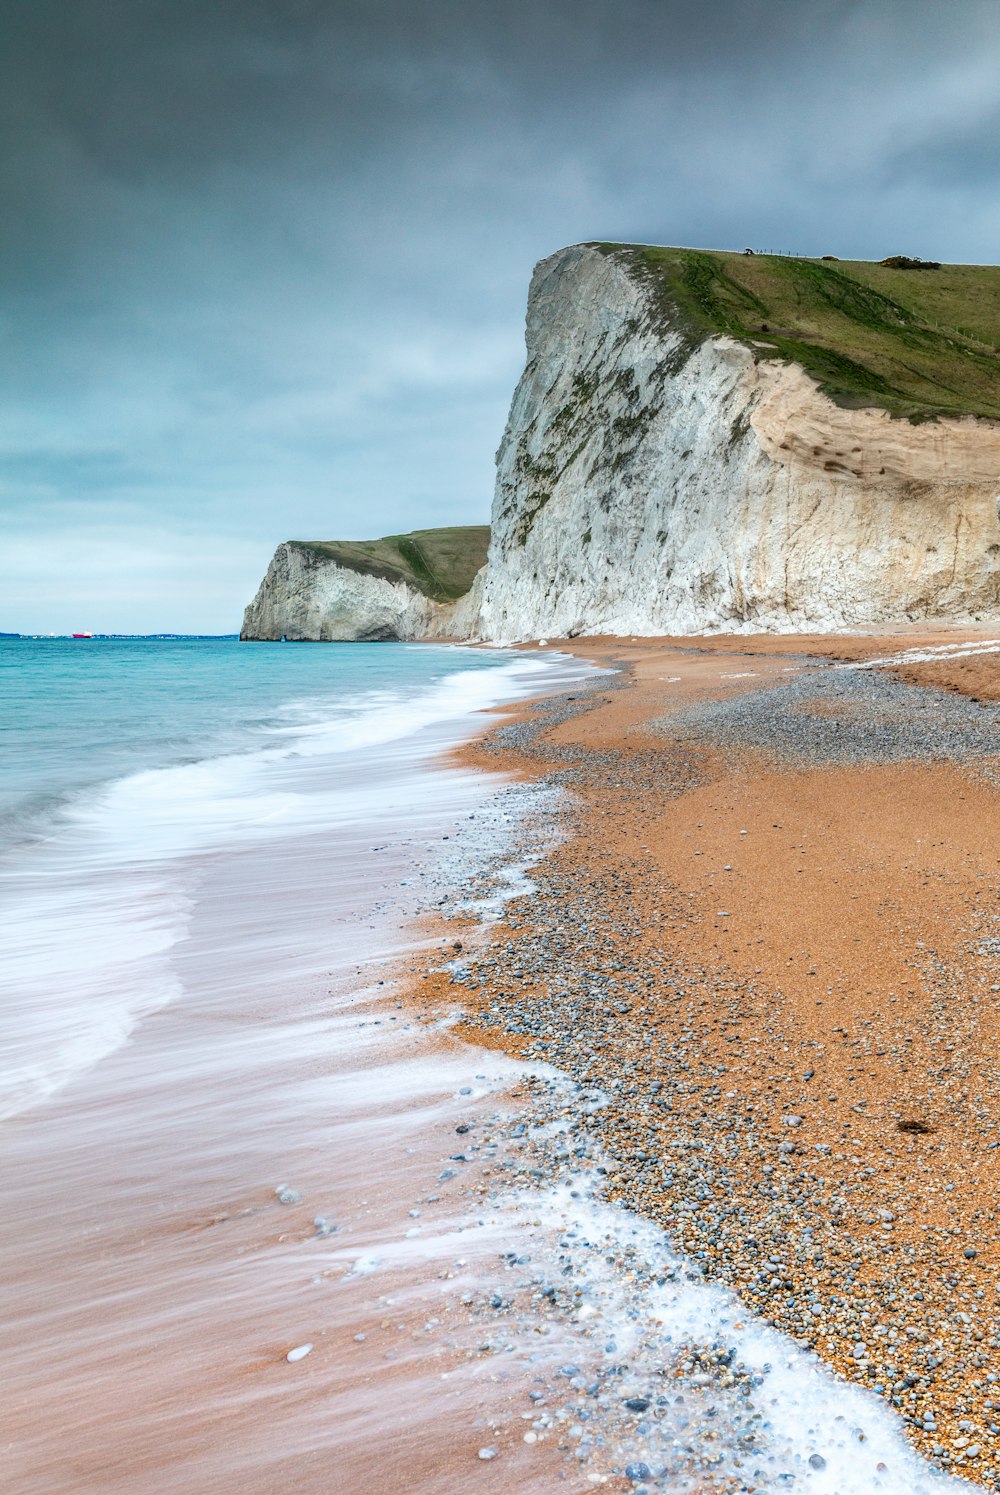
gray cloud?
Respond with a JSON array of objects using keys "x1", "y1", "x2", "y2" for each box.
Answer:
[{"x1": 2, "y1": 0, "x2": 999, "y2": 630}]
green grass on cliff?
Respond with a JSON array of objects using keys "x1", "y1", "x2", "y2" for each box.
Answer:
[
  {"x1": 293, "y1": 526, "x2": 489, "y2": 603},
  {"x1": 591, "y1": 243, "x2": 1000, "y2": 422}
]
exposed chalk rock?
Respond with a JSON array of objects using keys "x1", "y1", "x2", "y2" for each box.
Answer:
[
  {"x1": 474, "y1": 245, "x2": 1000, "y2": 641},
  {"x1": 241, "y1": 245, "x2": 1000, "y2": 643},
  {"x1": 240, "y1": 527, "x2": 488, "y2": 642}
]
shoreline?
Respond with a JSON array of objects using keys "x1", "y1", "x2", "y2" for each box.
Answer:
[
  {"x1": 0, "y1": 647, "x2": 602, "y2": 1495},
  {"x1": 6, "y1": 635, "x2": 1000, "y2": 1490},
  {"x1": 415, "y1": 627, "x2": 1000, "y2": 1485}
]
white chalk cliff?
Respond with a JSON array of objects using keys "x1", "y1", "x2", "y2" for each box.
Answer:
[
  {"x1": 474, "y1": 245, "x2": 1000, "y2": 640},
  {"x1": 242, "y1": 244, "x2": 1000, "y2": 643},
  {"x1": 240, "y1": 541, "x2": 480, "y2": 641}
]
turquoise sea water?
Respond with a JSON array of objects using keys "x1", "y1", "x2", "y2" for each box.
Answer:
[
  {"x1": 0, "y1": 639, "x2": 973, "y2": 1492},
  {"x1": 0, "y1": 637, "x2": 524, "y2": 840},
  {"x1": 0, "y1": 636, "x2": 564, "y2": 1119}
]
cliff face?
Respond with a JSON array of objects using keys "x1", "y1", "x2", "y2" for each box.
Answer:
[
  {"x1": 242, "y1": 246, "x2": 1000, "y2": 643},
  {"x1": 240, "y1": 527, "x2": 489, "y2": 642},
  {"x1": 475, "y1": 245, "x2": 1000, "y2": 641},
  {"x1": 242, "y1": 543, "x2": 436, "y2": 640}
]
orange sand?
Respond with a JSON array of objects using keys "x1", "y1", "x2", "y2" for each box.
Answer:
[{"x1": 425, "y1": 630, "x2": 1000, "y2": 1481}]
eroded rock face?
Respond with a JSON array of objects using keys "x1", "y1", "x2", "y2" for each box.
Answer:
[
  {"x1": 241, "y1": 245, "x2": 1000, "y2": 643},
  {"x1": 475, "y1": 245, "x2": 1000, "y2": 641},
  {"x1": 240, "y1": 542, "x2": 467, "y2": 641}
]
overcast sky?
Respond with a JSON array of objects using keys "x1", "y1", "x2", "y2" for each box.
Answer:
[{"x1": 3, "y1": 0, "x2": 999, "y2": 632}]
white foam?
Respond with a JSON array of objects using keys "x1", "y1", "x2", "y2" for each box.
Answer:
[
  {"x1": 305, "y1": 1012, "x2": 975, "y2": 1492},
  {"x1": 509, "y1": 1181, "x2": 971, "y2": 1492},
  {"x1": 839, "y1": 639, "x2": 1000, "y2": 670},
  {"x1": 0, "y1": 652, "x2": 586, "y2": 1120}
]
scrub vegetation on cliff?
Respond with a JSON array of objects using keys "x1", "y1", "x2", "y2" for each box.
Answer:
[
  {"x1": 293, "y1": 526, "x2": 490, "y2": 603},
  {"x1": 592, "y1": 244, "x2": 1000, "y2": 423}
]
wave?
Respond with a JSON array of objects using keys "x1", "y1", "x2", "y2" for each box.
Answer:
[{"x1": 0, "y1": 652, "x2": 580, "y2": 1121}]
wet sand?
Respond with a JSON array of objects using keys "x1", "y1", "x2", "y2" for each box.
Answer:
[
  {"x1": 429, "y1": 628, "x2": 1000, "y2": 1484},
  {"x1": 0, "y1": 669, "x2": 598, "y2": 1495},
  {"x1": 7, "y1": 633, "x2": 1000, "y2": 1492},
  {"x1": 8, "y1": 687, "x2": 930, "y2": 1495}
]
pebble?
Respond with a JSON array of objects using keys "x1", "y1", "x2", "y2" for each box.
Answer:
[
  {"x1": 286, "y1": 1344, "x2": 312, "y2": 1363},
  {"x1": 425, "y1": 664, "x2": 1000, "y2": 1485}
]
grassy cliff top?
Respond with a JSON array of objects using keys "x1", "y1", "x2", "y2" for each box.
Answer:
[
  {"x1": 292, "y1": 525, "x2": 489, "y2": 603},
  {"x1": 592, "y1": 243, "x2": 1000, "y2": 422}
]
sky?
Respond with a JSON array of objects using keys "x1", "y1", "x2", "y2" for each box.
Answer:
[{"x1": 3, "y1": 0, "x2": 1000, "y2": 633}]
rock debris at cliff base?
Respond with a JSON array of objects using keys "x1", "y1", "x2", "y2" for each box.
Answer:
[{"x1": 413, "y1": 632, "x2": 1000, "y2": 1487}]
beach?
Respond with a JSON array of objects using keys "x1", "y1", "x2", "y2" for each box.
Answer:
[
  {"x1": 417, "y1": 626, "x2": 1000, "y2": 1486},
  {"x1": 4, "y1": 633, "x2": 1000, "y2": 1492},
  {"x1": 10, "y1": 3, "x2": 1000, "y2": 1490},
  {"x1": 0, "y1": 641, "x2": 604, "y2": 1494}
]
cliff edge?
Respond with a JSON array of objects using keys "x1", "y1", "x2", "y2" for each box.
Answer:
[
  {"x1": 242, "y1": 245, "x2": 1000, "y2": 642},
  {"x1": 476, "y1": 243, "x2": 1000, "y2": 640},
  {"x1": 240, "y1": 526, "x2": 488, "y2": 641}
]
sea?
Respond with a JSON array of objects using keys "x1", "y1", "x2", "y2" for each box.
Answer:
[{"x1": 0, "y1": 636, "x2": 972, "y2": 1493}]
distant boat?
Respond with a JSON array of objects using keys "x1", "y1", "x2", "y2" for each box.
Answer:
[{"x1": 72, "y1": 631, "x2": 94, "y2": 639}]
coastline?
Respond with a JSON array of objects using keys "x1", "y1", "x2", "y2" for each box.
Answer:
[
  {"x1": 0, "y1": 646, "x2": 601, "y2": 1495},
  {"x1": 6, "y1": 635, "x2": 1000, "y2": 1490},
  {"x1": 415, "y1": 627, "x2": 1000, "y2": 1486}
]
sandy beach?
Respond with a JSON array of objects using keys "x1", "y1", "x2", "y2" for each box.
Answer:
[
  {"x1": 413, "y1": 627, "x2": 1000, "y2": 1485},
  {"x1": 7, "y1": 634, "x2": 1000, "y2": 1492},
  {"x1": 10, "y1": 3, "x2": 1000, "y2": 1490},
  {"x1": 0, "y1": 649, "x2": 607, "y2": 1495}
]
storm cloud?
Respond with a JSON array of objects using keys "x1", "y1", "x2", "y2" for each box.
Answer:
[{"x1": 3, "y1": 0, "x2": 999, "y2": 630}]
